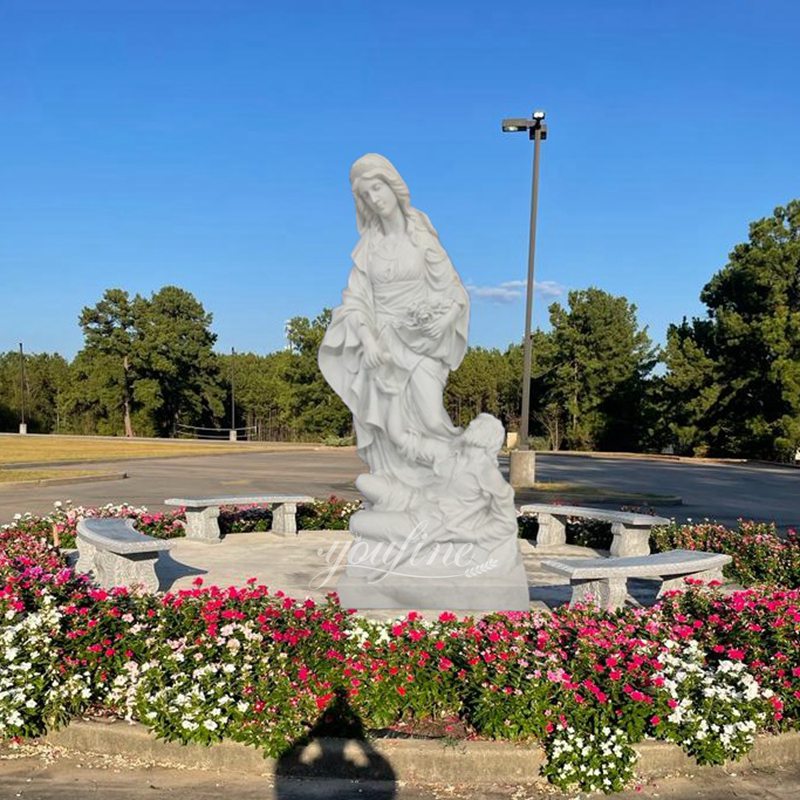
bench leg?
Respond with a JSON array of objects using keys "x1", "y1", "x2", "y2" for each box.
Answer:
[
  {"x1": 535, "y1": 513, "x2": 566, "y2": 548},
  {"x1": 271, "y1": 503, "x2": 298, "y2": 536},
  {"x1": 76, "y1": 538, "x2": 97, "y2": 576},
  {"x1": 610, "y1": 523, "x2": 652, "y2": 558},
  {"x1": 658, "y1": 568, "x2": 726, "y2": 598},
  {"x1": 94, "y1": 551, "x2": 161, "y2": 592},
  {"x1": 571, "y1": 577, "x2": 627, "y2": 611},
  {"x1": 184, "y1": 507, "x2": 221, "y2": 542}
]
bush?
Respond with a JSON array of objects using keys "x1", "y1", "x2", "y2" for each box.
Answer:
[
  {"x1": 651, "y1": 520, "x2": 800, "y2": 588},
  {"x1": 297, "y1": 496, "x2": 361, "y2": 530}
]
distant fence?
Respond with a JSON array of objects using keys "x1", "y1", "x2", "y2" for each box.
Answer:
[{"x1": 176, "y1": 423, "x2": 258, "y2": 441}]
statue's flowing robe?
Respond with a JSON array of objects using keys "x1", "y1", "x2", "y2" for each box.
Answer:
[{"x1": 319, "y1": 226, "x2": 469, "y2": 502}]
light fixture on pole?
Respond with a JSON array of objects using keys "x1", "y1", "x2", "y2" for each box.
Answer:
[{"x1": 501, "y1": 110, "x2": 547, "y2": 488}]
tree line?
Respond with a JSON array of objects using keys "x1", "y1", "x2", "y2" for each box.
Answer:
[{"x1": 2, "y1": 201, "x2": 798, "y2": 461}]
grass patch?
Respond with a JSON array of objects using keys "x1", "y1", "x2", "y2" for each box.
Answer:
[
  {"x1": 0, "y1": 468, "x2": 113, "y2": 484},
  {"x1": 0, "y1": 435, "x2": 313, "y2": 466},
  {"x1": 518, "y1": 481, "x2": 679, "y2": 504}
]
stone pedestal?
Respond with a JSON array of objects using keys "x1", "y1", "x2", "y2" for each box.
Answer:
[
  {"x1": 535, "y1": 513, "x2": 566, "y2": 547},
  {"x1": 337, "y1": 560, "x2": 529, "y2": 611},
  {"x1": 272, "y1": 502, "x2": 298, "y2": 536},
  {"x1": 509, "y1": 449, "x2": 536, "y2": 488},
  {"x1": 336, "y1": 510, "x2": 530, "y2": 612},
  {"x1": 569, "y1": 577, "x2": 628, "y2": 610},
  {"x1": 609, "y1": 522, "x2": 651, "y2": 557},
  {"x1": 184, "y1": 506, "x2": 222, "y2": 542}
]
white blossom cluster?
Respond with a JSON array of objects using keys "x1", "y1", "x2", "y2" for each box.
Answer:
[
  {"x1": 0, "y1": 594, "x2": 90, "y2": 737},
  {"x1": 133, "y1": 621, "x2": 264, "y2": 743},
  {"x1": 657, "y1": 639, "x2": 768, "y2": 762},
  {"x1": 346, "y1": 621, "x2": 390, "y2": 647},
  {"x1": 545, "y1": 725, "x2": 637, "y2": 793}
]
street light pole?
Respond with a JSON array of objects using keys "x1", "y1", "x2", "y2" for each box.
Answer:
[
  {"x1": 502, "y1": 110, "x2": 547, "y2": 487},
  {"x1": 18, "y1": 342, "x2": 27, "y2": 435},
  {"x1": 229, "y1": 347, "x2": 237, "y2": 442}
]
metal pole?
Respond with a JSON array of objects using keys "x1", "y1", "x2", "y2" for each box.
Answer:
[
  {"x1": 230, "y1": 347, "x2": 235, "y2": 430},
  {"x1": 230, "y1": 347, "x2": 236, "y2": 436},
  {"x1": 19, "y1": 342, "x2": 25, "y2": 427},
  {"x1": 519, "y1": 127, "x2": 542, "y2": 449}
]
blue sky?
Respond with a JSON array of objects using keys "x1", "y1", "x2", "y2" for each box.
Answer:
[{"x1": 1, "y1": 1, "x2": 798, "y2": 359}]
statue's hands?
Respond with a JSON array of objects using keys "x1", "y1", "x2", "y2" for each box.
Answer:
[
  {"x1": 362, "y1": 337, "x2": 384, "y2": 368},
  {"x1": 423, "y1": 308, "x2": 456, "y2": 340}
]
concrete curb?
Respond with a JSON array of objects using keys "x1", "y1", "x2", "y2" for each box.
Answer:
[
  {"x1": 41, "y1": 720, "x2": 800, "y2": 785},
  {"x1": 0, "y1": 472, "x2": 128, "y2": 489}
]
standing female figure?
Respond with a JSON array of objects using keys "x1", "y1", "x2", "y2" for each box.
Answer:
[{"x1": 319, "y1": 153, "x2": 469, "y2": 510}]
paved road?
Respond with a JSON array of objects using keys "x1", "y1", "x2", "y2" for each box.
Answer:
[
  {"x1": 525, "y1": 453, "x2": 800, "y2": 530},
  {"x1": 0, "y1": 449, "x2": 797, "y2": 530},
  {"x1": 1, "y1": 747, "x2": 799, "y2": 799}
]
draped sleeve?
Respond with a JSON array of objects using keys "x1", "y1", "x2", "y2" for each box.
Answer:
[{"x1": 318, "y1": 237, "x2": 377, "y2": 426}]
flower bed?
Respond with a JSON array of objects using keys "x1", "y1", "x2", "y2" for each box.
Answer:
[
  {"x1": 651, "y1": 520, "x2": 800, "y2": 589},
  {"x1": 0, "y1": 523, "x2": 798, "y2": 794},
  {"x1": 2, "y1": 496, "x2": 364, "y2": 549}
]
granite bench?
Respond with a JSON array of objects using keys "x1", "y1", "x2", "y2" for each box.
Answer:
[
  {"x1": 164, "y1": 494, "x2": 315, "y2": 542},
  {"x1": 76, "y1": 518, "x2": 172, "y2": 593},
  {"x1": 541, "y1": 548, "x2": 732, "y2": 610},
  {"x1": 518, "y1": 503, "x2": 671, "y2": 557}
]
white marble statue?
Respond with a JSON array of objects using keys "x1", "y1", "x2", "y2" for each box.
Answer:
[
  {"x1": 319, "y1": 154, "x2": 528, "y2": 610},
  {"x1": 319, "y1": 153, "x2": 469, "y2": 503}
]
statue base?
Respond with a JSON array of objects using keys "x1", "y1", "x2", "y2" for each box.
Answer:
[{"x1": 335, "y1": 560, "x2": 530, "y2": 612}]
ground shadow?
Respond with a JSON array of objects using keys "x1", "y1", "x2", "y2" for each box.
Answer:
[
  {"x1": 154, "y1": 550, "x2": 207, "y2": 592},
  {"x1": 275, "y1": 689, "x2": 396, "y2": 799},
  {"x1": 528, "y1": 581, "x2": 572, "y2": 608}
]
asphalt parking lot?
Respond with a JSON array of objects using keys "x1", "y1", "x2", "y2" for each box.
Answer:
[{"x1": 1, "y1": 449, "x2": 797, "y2": 530}]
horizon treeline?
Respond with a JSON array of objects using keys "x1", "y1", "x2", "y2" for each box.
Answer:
[{"x1": 2, "y1": 201, "x2": 798, "y2": 461}]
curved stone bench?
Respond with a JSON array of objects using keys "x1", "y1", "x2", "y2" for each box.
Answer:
[
  {"x1": 541, "y1": 548, "x2": 732, "y2": 610},
  {"x1": 76, "y1": 518, "x2": 172, "y2": 593},
  {"x1": 518, "y1": 503, "x2": 671, "y2": 557},
  {"x1": 164, "y1": 495, "x2": 315, "y2": 542}
]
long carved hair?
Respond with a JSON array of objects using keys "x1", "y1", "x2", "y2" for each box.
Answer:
[{"x1": 349, "y1": 153, "x2": 440, "y2": 251}]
